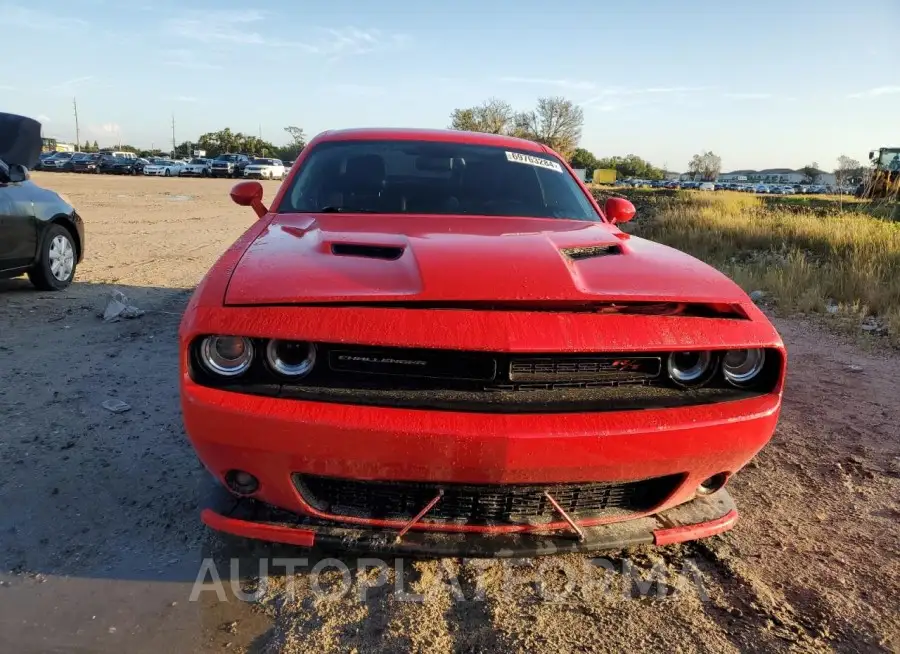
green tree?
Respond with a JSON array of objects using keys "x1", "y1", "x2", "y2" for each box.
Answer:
[
  {"x1": 92, "y1": 140, "x2": 99, "y2": 151},
  {"x1": 512, "y1": 96, "x2": 583, "y2": 158},
  {"x1": 834, "y1": 155, "x2": 863, "y2": 187},
  {"x1": 687, "y1": 151, "x2": 722, "y2": 181},
  {"x1": 449, "y1": 96, "x2": 584, "y2": 158},
  {"x1": 594, "y1": 154, "x2": 666, "y2": 180},
  {"x1": 800, "y1": 162, "x2": 821, "y2": 184},
  {"x1": 570, "y1": 148, "x2": 598, "y2": 175},
  {"x1": 449, "y1": 98, "x2": 515, "y2": 134}
]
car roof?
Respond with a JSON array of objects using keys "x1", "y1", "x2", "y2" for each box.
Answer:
[{"x1": 312, "y1": 127, "x2": 548, "y2": 154}]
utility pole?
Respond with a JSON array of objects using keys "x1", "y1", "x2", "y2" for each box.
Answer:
[
  {"x1": 171, "y1": 114, "x2": 176, "y2": 157},
  {"x1": 73, "y1": 97, "x2": 80, "y2": 149}
]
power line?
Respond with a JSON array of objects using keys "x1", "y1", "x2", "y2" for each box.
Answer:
[
  {"x1": 73, "y1": 97, "x2": 80, "y2": 148},
  {"x1": 171, "y1": 114, "x2": 176, "y2": 156}
]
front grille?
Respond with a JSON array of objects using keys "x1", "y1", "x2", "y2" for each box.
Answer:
[
  {"x1": 192, "y1": 341, "x2": 780, "y2": 412},
  {"x1": 509, "y1": 356, "x2": 660, "y2": 382},
  {"x1": 294, "y1": 474, "x2": 682, "y2": 526}
]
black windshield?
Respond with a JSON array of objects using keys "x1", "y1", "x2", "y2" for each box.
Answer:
[{"x1": 277, "y1": 140, "x2": 598, "y2": 221}]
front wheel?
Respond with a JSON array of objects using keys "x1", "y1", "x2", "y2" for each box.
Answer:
[{"x1": 28, "y1": 224, "x2": 77, "y2": 291}]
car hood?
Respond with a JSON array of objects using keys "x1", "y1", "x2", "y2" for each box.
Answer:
[{"x1": 223, "y1": 213, "x2": 750, "y2": 306}]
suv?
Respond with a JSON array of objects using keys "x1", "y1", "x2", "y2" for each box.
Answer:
[{"x1": 209, "y1": 153, "x2": 251, "y2": 178}]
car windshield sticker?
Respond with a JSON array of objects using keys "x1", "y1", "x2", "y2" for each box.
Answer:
[{"x1": 505, "y1": 151, "x2": 563, "y2": 173}]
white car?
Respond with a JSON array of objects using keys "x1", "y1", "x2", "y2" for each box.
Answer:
[
  {"x1": 180, "y1": 158, "x2": 211, "y2": 177},
  {"x1": 243, "y1": 158, "x2": 286, "y2": 180},
  {"x1": 143, "y1": 159, "x2": 185, "y2": 177},
  {"x1": 698, "y1": 182, "x2": 715, "y2": 191}
]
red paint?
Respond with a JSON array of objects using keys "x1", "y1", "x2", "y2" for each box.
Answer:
[
  {"x1": 230, "y1": 180, "x2": 268, "y2": 218},
  {"x1": 180, "y1": 127, "x2": 787, "y2": 551},
  {"x1": 199, "y1": 505, "x2": 739, "y2": 551},
  {"x1": 222, "y1": 213, "x2": 760, "y2": 307},
  {"x1": 201, "y1": 509, "x2": 316, "y2": 547},
  {"x1": 653, "y1": 509, "x2": 739, "y2": 546},
  {"x1": 605, "y1": 197, "x2": 636, "y2": 224}
]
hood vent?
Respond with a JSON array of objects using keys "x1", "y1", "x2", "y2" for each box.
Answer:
[
  {"x1": 331, "y1": 243, "x2": 405, "y2": 261},
  {"x1": 562, "y1": 245, "x2": 622, "y2": 261}
]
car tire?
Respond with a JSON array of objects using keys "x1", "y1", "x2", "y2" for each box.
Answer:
[{"x1": 27, "y1": 224, "x2": 77, "y2": 291}]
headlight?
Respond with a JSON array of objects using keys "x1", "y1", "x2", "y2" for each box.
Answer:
[
  {"x1": 667, "y1": 351, "x2": 715, "y2": 387},
  {"x1": 200, "y1": 336, "x2": 254, "y2": 377},
  {"x1": 266, "y1": 340, "x2": 317, "y2": 378},
  {"x1": 722, "y1": 349, "x2": 766, "y2": 386}
]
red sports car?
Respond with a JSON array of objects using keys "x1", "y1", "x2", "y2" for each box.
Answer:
[{"x1": 180, "y1": 128, "x2": 785, "y2": 557}]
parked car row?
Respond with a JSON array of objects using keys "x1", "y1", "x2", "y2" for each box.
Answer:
[
  {"x1": 35, "y1": 151, "x2": 293, "y2": 180},
  {"x1": 614, "y1": 177, "x2": 855, "y2": 195}
]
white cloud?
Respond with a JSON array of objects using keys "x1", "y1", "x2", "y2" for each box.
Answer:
[
  {"x1": 163, "y1": 50, "x2": 223, "y2": 71},
  {"x1": 87, "y1": 123, "x2": 121, "y2": 136},
  {"x1": 163, "y1": 11, "x2": 409, "y2": 56},
  {"x1": 580, "y1": 86, "x2": 709, "y2": 106},
  {"x1": 328, "y1": 83, "x2": 385, "y2": 97},
  {"x1": 500, "y1": 76, "x2": 596, "y2": 91},
  {"x1": 3, "y1": 6, "x2": 88, "y2": 31},
  {"x1": 312, "y1": 27, "x2": 411, "y2": 57},
  {"x1": 37, "y1": 114, "x2": 51, "y2": 123},
  {"x1": 166, "y1": 9, "x2": 271, "y2": 45},
  {"x1": 847, "y1": 85, "x2": 900, "y2": 99},
  {"x1": 724, "y1": 92, "x2": 773, "y2": 100},
  {"x1": 50, "y1": 76, "x2": 94, "y2": 91}
]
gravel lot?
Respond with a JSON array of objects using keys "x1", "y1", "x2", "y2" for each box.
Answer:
[{"x1": 1, "y1": 173, "x2": 898, "y2": 653}]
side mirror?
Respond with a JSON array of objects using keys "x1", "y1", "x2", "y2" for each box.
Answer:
[
  {"x1": 230, "y1": 181, "x2": 268, "y2": 218},
  {"x1": 605, "y1": 197, "x2": 636, "y2": 224},
  {"x1": 869, "y1": 150, "x2": 876, "y2": 161},
  {"x1": 8, "y1": 164, "x2": 28, "y2": 183}
]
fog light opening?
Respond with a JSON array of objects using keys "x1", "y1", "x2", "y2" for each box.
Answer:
[
  {"x1": 225, "y1": 470, "x2": 260, "y2": 496},
  {"x1": 698, "y1": 472, "x2": 728, "y2": 495}
]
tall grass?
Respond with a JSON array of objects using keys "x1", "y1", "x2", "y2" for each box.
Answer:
[{"x1": 627, "y1": 192, "x2": 900, "y2": 344}]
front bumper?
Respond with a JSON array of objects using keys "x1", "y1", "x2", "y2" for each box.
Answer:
[
  {"x1": 209, "y1": 167, "x2": 233, "y2": 177},
  {"x1": 202, "y1": 485, "x2": 738, "y2": 557},
  {"x1": 183, "y1": 377, "x2": 779, "y2": 540}
]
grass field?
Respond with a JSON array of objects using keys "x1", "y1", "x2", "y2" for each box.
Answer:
[{"x1": 594, "y1": 189, "x2": 900, "y2": 345}]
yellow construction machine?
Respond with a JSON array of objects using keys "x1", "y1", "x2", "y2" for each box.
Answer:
[{"x1": 857, "y1": 147, "x2": 900, "y2": 199}]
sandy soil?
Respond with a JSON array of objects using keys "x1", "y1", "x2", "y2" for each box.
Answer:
[{"x1": 1, "y1": 172, "x2": 897, "y2": 653}]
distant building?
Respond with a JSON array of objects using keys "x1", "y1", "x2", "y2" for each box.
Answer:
[{"x1": 718, "y1": 168, "x2": 836, "y2": 185}]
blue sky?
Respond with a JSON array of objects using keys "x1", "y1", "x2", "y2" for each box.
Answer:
[{"x1": 2, "y1": 0, "x2": 897, "y2": 172}]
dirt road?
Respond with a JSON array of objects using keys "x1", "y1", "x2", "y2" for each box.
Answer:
[{"x1": 1, "y1": 173, "x2": 897, "y2": 653}]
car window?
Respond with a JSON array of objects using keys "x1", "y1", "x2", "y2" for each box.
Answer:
[{"x1": 278, "y1": 139, "x2": 598, "y2": 221}]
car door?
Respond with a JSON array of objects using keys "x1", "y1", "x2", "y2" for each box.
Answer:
[{"x1": 0, "y1": 177, "x2": 37, "y2": 271}]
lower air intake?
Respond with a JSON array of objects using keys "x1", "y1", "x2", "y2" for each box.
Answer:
[{"x1": 294, "y1": 474, "x2": 683, "y2": 526}]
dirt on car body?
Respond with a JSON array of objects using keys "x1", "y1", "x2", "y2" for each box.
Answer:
[{"x1": 0, "y1": 174, "x2": 897, "y2": 653}]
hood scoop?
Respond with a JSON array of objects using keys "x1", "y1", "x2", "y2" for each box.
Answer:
[
  {"x1": 331, "y1": 242, "x2": 405, "y2": 261},
  {"x1": 561, "y1": 244, "x2": 622, "y2": 261}
]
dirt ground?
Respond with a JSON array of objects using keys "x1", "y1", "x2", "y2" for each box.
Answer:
[{"x1": 1, "y1": 173, "x2": 898, "y2": 653}]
